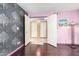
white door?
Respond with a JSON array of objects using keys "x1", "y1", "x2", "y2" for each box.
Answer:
[
  {"x1": 25, "y1": 15, "x2": 30, "y2": 46},
  {"x1": 47, "y1": 14, "x2": 57, "y2": 47}
]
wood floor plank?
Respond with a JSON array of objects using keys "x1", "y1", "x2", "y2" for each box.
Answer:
[{"x1": 25, "y1": 43, "x2": 79, "y2": 56}]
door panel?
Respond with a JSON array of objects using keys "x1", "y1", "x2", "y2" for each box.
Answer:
[
  {"x1": 47, "y1": 14, "x2": 57, "y2": 47},
  {"x1": 40, "y1": 21, "x2": 47, "y2": 38},
  {"x1": 25, "y1": 15, "x2": 30, "y2": 46},
  {"x1": 40, "y1": 21, "x2": 47, "y2": 43},
  {"x1": 31, "y1": 22, "x2": 37, "y2": 38}
]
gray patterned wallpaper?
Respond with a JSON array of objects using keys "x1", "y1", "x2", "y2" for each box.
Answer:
[{"x1": 0, "y1": 3, "x2": 25, "y2": 56}]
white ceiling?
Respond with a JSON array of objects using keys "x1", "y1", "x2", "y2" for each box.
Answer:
[{"x1": 18, "y1": 3, "x2": 79, "y2": 16}]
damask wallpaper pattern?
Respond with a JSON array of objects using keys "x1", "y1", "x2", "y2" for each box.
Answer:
[{"x1": 0, "y1": 3, "x2": 25, "y2": 56}]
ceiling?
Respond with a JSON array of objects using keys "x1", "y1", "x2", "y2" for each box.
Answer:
[{"x1": 18, "y1": 3, "x2": 79, "y2": 17}]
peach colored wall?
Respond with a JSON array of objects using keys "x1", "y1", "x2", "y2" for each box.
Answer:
[{"x1": 57, "y1": 10, "x2": 79, "y2": 44}]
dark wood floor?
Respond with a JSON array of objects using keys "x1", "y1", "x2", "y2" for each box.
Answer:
[{"x1": 25, "y1": 43, "x2": 79, "y2": 56}]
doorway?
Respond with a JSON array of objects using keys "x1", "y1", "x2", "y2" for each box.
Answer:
[
  {"x1": 25, "y1": 14, "x2": 57, "y2": 47},
  {"x1": 30, "y1": 20, "x2": 47, "y2": 45}
]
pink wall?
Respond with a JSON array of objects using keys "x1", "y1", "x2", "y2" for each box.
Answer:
[
  {"x1": 57, "y1": 10, "x2": 79, "y2": 44},
  {"x1": 29, "y1": 10, "x2": 79, "y2": 45}
]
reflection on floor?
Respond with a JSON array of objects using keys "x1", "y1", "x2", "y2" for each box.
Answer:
[{"x1": 25, "y1": 43, "x2": 79, "y2": 56}]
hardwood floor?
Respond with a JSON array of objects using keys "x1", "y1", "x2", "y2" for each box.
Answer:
[{"x1": 25, "y1": 43, "x2": 79, "y2": 56}]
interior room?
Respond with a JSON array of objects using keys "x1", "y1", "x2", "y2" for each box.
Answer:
[{"x1": 0, "y1": 3, "x2": 79, "y2": 56}]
